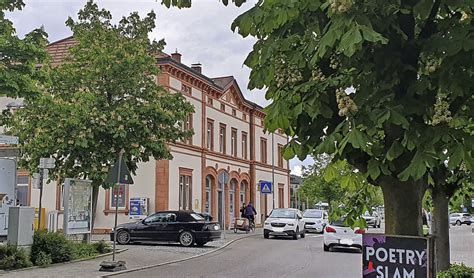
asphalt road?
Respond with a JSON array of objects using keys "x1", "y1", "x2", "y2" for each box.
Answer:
[{"x1": 115, "y1": 233, "x2": 363, "y2": 278}]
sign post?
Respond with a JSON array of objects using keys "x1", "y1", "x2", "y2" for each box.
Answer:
[
  {"x1": 100, "y1": 150, "x2": 133, "y2": 272},
  {"x1": 362, "y1": 234, "x2": 429, "y2": 278},
  {"x1": 260, "y1": 181, "x2": 272, "y2": 194},
  {"x1": 36, "y1": 157, "x2": 55, "y2": 230}
]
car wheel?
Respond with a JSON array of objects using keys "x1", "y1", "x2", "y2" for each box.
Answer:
[
  {"x1": 323, "y1": 244, "x2": 329, "y2": 252},
  {"x1": 264, "y1": 231, "x2": 269, "y2": 239},
  {"x1": 116, "y1": 230, "x2": 131, "y2": 245},
  {"x1": 179, "y1": 231, "x2": 195, "y2": 247},
  {"x1": 195, "y1": 240, "x2": 207, "y2": 247},
  {"x1": 293, "y1": 228, "x2": 299, "y2": 240},
  {"x1": 456, "y1": 220, "x2": 461, "y2": 226},
  {"x1": 300, "y1": 230, "x2": 305, "y2": 238}
]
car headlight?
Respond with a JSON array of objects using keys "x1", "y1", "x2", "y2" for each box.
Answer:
[
  {"x1": 214, "y1": 225, "x2": 220, "y2": 231},
  {"x1": 287, "y1": 223, "x2": 294, "y2": 226},
  {"x1": 264, "y1": 221, "x2": 270, "y2": 226}
]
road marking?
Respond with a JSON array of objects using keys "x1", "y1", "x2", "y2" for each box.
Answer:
[{"x1": 308, "y1": 235, "x2": 323, "y2": 238}]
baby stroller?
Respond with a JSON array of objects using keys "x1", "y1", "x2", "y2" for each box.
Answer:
[{"x1": 233, "y1": 218, "x2": 251, "y2": 234}]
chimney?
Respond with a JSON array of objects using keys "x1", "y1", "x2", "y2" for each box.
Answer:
[
  {"x1": 191, "y1": 63, "x2": 202, "y2": 74},
  {"x1": 171, "y1": 49, "x2": 181, "y2": 63}
]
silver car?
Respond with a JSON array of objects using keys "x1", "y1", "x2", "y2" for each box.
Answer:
[
  {"x1": 302, "y1": 209, "x2": 328, "y2": 233},
  {"x1": 362, "y1": 211, "x2": 381, "y2": 228}
]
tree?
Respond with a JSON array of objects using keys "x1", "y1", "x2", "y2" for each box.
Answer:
[
  {"x1": 299, "y1": 155, "x2": 344, "y2": 213},
  {"x1": 1, "y1": 0, "x2": 48, "y2": 98},
  {"x1": 300, "y1": 156, "x2": 383, "y2": 227},
  {"x1": 163, "y1": 0, "x2": 474, "y2": 237},
  {"x1": 2, "y1": 2, "x2": 194, "y2": 223}
]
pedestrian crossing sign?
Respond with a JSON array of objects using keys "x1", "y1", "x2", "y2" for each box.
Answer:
[{"x1": 260, "y1": 181, "x2": 272, "y2": 194}]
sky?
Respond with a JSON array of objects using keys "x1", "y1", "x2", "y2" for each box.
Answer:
[{"x1": 7, "y1": 0, "x2": 314, "y2": 175}]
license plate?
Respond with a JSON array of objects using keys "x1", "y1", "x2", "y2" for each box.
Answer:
[
  {"x1": 273, "y1": 228, "x2": 284, "y2": 233},
  {"x1": 340, "y1": 239, "x2": 353, "y2": 245}
]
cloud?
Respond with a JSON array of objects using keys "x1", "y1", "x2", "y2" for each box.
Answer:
[
  {"x1": 8, "y1": 0, "x2": 269, "y2": 106},
  {"x1": 7, "y1": 0, "x2": 305, "y2": 165},
  {"x1": 291, "y1": 165, "x2": 303, "y2": 177}
]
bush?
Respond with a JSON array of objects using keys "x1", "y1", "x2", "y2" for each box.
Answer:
[
  {"x1": 438, "y1": 263, "x2": 474, "y2": 278},
  {"x1": 31, "y1": 231, "x2": 74, "y2": 264},
  {"x1": 33, "y1": 251, "x2": 52, "y2": 267},
  {"x1": 92, "y1": 240, "x2": 112, "y2": 254},
  {"x1": 0, "y1": 245, "x2": 32, "y2": 270},
  {"x1": 72, "y1": 243, "x2": 98, "y2": 260}
]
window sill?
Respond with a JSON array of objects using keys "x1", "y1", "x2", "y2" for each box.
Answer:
[{"x1": 103, "y1": 209, "x2": 129, "y2": 216}]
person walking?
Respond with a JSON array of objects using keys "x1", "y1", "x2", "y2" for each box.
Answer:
[{"x1": 245, "y1": 202, "x2": 257, "y2": 228}]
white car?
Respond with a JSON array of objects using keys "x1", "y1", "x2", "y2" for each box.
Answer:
[
  {"x1": 302, "y1": 209, "x2": 328, "y2": 233},
  {"x1": 323, "y1": 218, "x2": 364, "y2": 252},
  {"x1": 264, "y1": 208, "x2": 305, "y2": 240},
  {"x1": 449, "y1": 213, "x2": 472, "y2": 226}
]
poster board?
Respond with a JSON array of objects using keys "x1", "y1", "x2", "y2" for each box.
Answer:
[
  {"x1": 363, "y1": 233, "x2": 428, "y2": 278},
  {"x1": 63, "y1": 179, "x2": 92, "y2": 235}
]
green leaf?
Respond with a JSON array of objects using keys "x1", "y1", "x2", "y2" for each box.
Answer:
[
  {"x1": 367, "y1": 159, "x2": 381, "y2": 180},
  {"x1": 339, "y1": 25, "x2": 363, "y2": 57},
  {"x1": 448, "y1": 145, "x2": 464, "y2": 169},
  {"x1": 347, "y1": 129, "x2": 368, "y2": 150},
  {"x1": 390, "y1": 109, "x2": 410, "y2": 128},
  {"x1": 386, "y1": 140, "x2": 404, "y2": 161},
  {"x1": 359, "y1": 25, "x2": 388, "y2": 44},
  {"x1": 397, "y1": 151, "x2": 427, "y2": 181}
]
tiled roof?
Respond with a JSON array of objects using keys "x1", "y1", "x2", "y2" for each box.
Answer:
[
  {"x1": 211, "y1": 76, "x2": 234, "y2": 89},
  {"x1": 46, "y1": 36, "x2": 169, "y2": 64},
  {"x1": 46, "y1": 36, "x2": 265, "y2": 111},
  {"x1": 46, "y1": 36, "x2": 77, "y2": 65}
]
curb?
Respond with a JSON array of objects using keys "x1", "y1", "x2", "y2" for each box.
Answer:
[
  {"x1": 0, "y1": 248, "x2": 128, "y2": 274},
  {"x1": 100, "y1": 232, "x2": 259, "y2": 277}
]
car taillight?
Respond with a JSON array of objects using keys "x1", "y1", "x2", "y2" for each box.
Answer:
[
  {"x1": 325, "y1": 226, "x2": 336, "y2": 233},
  {"x1": 355, "y1": 229, "x2": 365, "y2": 234}
]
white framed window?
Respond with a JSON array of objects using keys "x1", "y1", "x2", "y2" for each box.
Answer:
[{"x1": 179, "y1": 174, "x2": 192, "y2": 210}]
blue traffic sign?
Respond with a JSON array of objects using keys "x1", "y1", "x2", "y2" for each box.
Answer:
[{"x1": 260, "y1": 181, "x2": 272, "y2": 194}]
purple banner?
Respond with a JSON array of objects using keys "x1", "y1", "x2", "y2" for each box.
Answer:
[{"x1": 363, "y1": 234, "x2": 428, "y2": 278}]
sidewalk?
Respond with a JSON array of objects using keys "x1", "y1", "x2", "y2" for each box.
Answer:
[
  {"x1": 450, "y1": 225, "x2": 474, "y2": 267},
  {"x1": 0, "y1": 229, "x2": 261, "y2": 278}
]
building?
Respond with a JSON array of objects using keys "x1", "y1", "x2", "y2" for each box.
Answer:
[
  {"x1": 0, "y1": 37, "x2": 290, "y2": 232},
  {"x1": 290, "y1": 174, "x2": 302, "y2": 209}
]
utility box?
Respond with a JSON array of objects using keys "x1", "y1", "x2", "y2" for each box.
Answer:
[{"x1": 8, "y1": 206, "x2": 34, "y2": 247}]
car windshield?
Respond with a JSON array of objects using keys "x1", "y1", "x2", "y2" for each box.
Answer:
[
  {"x1": 269, "y1": 209, "x2": 296, "y2": 219},
  {"x1": 303, "y1": 210, "x2": 323, "y2": 218},
  {"x1": 331, "y1": 218, "x2": 347, "y2": 227},
  {"x1": 190, "y1": 213, "x2": 205, "y2": 221}
]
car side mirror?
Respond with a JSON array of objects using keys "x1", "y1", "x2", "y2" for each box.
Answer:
[{"x1": 142, "y1": 219, "x2": 148, "y2": 225}]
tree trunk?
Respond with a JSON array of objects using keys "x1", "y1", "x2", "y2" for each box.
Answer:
[
  {"x1": 432, "y1": 186, "x2": 450, "y2": 273},
  {"x1": 381, "y1": 179, "x2": 426, "y2": 236}
]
